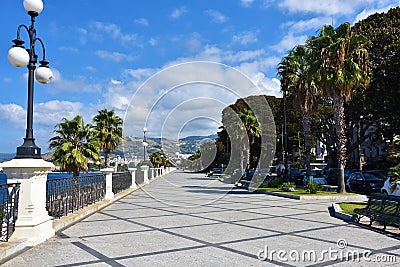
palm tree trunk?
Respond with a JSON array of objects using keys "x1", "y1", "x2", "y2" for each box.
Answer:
[
  {"x1": 333, "y1": 98, "x2": 347, "y2": 193},
  {"x1": 302, "y1": 110, "x2": 312, "y2": 180},
  {"x1": 105, "y1": 151, "x2": 110, "y2": 168}
]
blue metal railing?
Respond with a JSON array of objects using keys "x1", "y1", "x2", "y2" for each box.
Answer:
[
  {"x1": 0, "y1": 183, "x2": 20, "y2": 242},
  {"x1": 46, "y1": 174, "x2": 105, "y2": 218}
]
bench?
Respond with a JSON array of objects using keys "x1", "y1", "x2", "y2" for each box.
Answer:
[
  {"x1": 354, "y1": 193, "x2": 400, "y2": 230},
  {"x1": 321, "y1": 185, "x2": 338, "y2": 192}
]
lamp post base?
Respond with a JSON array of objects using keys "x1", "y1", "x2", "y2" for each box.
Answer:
[{"x1": 15, "y1": 138, "x2": 41, "y2": 159}]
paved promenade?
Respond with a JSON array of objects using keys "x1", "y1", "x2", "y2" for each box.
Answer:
[{"x1": 2, "y1": 171, "x2": 399, "y2": 266}]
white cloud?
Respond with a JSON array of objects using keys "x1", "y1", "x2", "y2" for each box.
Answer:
[
  {"x1": 35, "y1": 100, "x2": 85, "y2": 127},
  {"x1": 0, "y1": 100, "x2": 86, "y2": 129},
  {"x1": 149, "y1": 38, "x2": 158, "y2": 46},
  {"x1": 278, "y1": 0, "x2": 357, "y2": 15},
  {"x1": 205, "y1": 9, "x2": 228, "y2": 23},
  {"x1": 48, "y1": 69, "x2": 102, "y2": 93},
  {"x1": 102, "y1": 81, "x2": 132, "y2": 111},
  {"x1": 85, "y1": 66, "x2": 97, "y2": 72},
  {"x1": 0, "y1": 104, "x2": 25, "y2": 126},
  {"x1": 95, "y1": 50, "x2": 136, "y2": 62},
  {"x1": 77, "y1": 27, "x2": 88, "y2": 45},
  {"x1": 123, "y1": 68, "x2": 156, "y2": 80},
  {"x1": 272, "y1": 17, "x2": 332, "y2": 53},
  {"x1": 185, "y1": 32, "x2": 203, "y2": 52},
  {"x1": 59, "y1": 46, "x2": 79, "y2": 53},
  {"x1": 111, "y1": 79, "x2": 122, "y2": 85},
  {"x1": 354, "y1": 3, "x2": 398, "y2": 23},
  {"x1": 232, "y1": 31, "x2": 259, "y2": 45},
  {"x1": 134, "y1": 18, "x2": 149, "y2": 26},
  {"x1": 282, "y1": 17, "x2": 330, "y2": 33},
  {"x1": 241, "y1": 0, "x2": 255, "y2": 7},
  {"x1": 90, "y1": 21, "x2": 141, "y2": 47},
  {"x1": 271, "y1": 33, "x2": 307, "y2": 53},
  {"x1": 170, "y1": 6, "x2": 188, "y2": 19}
]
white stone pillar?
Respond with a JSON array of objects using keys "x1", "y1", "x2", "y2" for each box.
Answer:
[
  {"x1": 141, "y1": 165, "x2": 149, "y2": 184},
  {"x1": 150, "y1": 168, "x2": 156, "y2": 179},
  {"x1": 101, "y1": 168, "x2": 114, "y2": 200},
  {"x1": 0, "y1": 158, "x2": 55, "y2": 246},
  {"x1": 128, "y1": 168, "x2": 137, "y2": 189}
]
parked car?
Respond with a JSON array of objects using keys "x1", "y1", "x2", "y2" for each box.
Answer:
[
  {"x1": 346, "y1": 171, "x2": 386, "y2": 195},
  {"x1": 289, "y1": 168, "x2": 304, "y2": 186},
  {"x1": 303, "y1": 169, "x2": 327, "y2": 186},
  {"x1": 325, "y1": 168, "x2": 340, "y2": 185},
  {"x1": 381, "y1": 178, "x2": 400, "y2": 196},
  {"x1": 325, "y1": 168, "x2": 357, "y2": 185},
  {"x1": 206, "y1": 167, "x2": 224, "y2": 177}
]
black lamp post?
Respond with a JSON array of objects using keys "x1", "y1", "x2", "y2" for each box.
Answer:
[
  {"x1": 7, "y1": 0, "x2": 53, "y2": 159},
  {"x1": 283, "y1": 89, "x2": 289, "y2": 182}
]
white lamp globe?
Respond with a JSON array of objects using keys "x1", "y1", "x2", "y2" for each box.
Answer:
[
  {"x1": 23, "y1": 0, "x2": 44, "y2": 14},
  {"x1": 143, "y1": 127, "x2": 147, "y2": 132},
  {"x1": 35, "y1": 66, "x2": 53, "y2": 84},
  {"x1": 7, "y1": 46, "x2": 29, "y2": 67}
]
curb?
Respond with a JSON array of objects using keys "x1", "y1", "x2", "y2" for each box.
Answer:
[
  {"x1": 253, "y1": 190, "x2": 368, "y2": 201},
  {"x1": 331, "y1": 203, "x2": 369, "y2": 222}
]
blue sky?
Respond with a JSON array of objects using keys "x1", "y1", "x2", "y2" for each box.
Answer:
[{"x1": 0, "y1": 0, "x2": 399, "y2": 153}]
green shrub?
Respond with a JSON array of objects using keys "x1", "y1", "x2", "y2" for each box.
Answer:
[
  {"x1": 292, "y1": 162, "x2": 302, "y2": 169},
  {"x1": 281, "y1": 182, "x2": 296, "y2": 191},
  {"x1": 268, "y1": 178, "x2": 283, "y2": 188},
  {"x1": 305, "y1": 181, "x2": 321, "y2": 194}
]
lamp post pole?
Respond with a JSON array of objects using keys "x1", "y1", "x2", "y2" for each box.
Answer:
[
  {"x1": 283, "y1": 89, "x2": 289, "y2": 182},
  {"x1": 143, "y1": 127, "x2": 147, "y2": 162},
  {"x1": 8, "y1": 0, "x2": 53, "y2": 159}
]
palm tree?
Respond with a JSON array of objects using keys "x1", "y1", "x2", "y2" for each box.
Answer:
[
  {"x1": 49, "y1": 115, "x2": 101, "y2": 177},
  {"x1": 278, "y1": 45, "x2": 317, "y2": 180},
  {"x1": 92, "y1": 109, "x2": 124, "y2": 168},
  {"x1": 307, "y1": 22, "x2": 370, "y2": 193},
  {"x1": 238, "y1": 108, "x2": 262, "y2": 170},
  {"x1": 149, "y1": 151, "x2": 169, "y2": 167}
]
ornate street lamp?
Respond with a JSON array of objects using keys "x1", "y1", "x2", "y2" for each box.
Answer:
[
  {"x1": 143, "y1": 127, "x2": 148, "y2": 162},
  {"x1": 7, "y1": 0, "x2": 53, "y2": 159}
]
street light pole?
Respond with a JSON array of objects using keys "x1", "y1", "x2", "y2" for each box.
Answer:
[
  {"x1": 8, "y1": 0, "x2": 53, "y2": 159},
  {"x1": 283, "y1": 89, "x2": 289, "y2": 182},
  {"x1": 143, "y1": 127, "x2": 148, "y2": 163}
]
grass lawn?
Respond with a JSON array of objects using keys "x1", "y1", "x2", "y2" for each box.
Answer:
[
  {"x1": 339, "y1": 202, "x2": 367, "y2": 215},
  {"x1": 256, "y1": 186, "x2": 360, "y2": 196}
]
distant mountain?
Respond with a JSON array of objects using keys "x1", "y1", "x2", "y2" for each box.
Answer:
[
  {"x1": 0, "y1": 153, "x2": 15, "y2": 163},
  {"x1": 180, "y1": 134, "x2": 217, "y2": 141},
  {"x1": 120, "y1": 134, "x2": 217, "y2": 159}
]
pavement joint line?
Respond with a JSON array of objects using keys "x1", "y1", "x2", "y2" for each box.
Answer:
[
  {"x1": 100, "y1": 209, "x2": 325, "y2": 227},
  {"x1": 97, "y1": 211, "x2": 296, "y2": 267},
  {"x1": 98, "y1": 205, "x2": 349, "y2": 252},
  {"x1": 109, "y1": 191, "x2": 400, "y2": 255},
  {"x1": 119, "y1": 200, "x2": 342, "y2": 228},
  {"x1": 117, "y1": 192, "x2": 339, "y2": 214},
  {"x1": 78, "y1": 209, "x2": 325, "y2": 240},
  {"x1": 70, "y1": 241, "x2": 125, "y2": 267}
]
